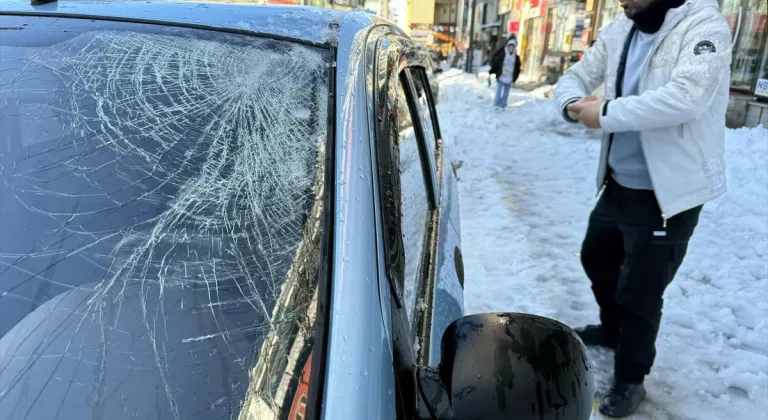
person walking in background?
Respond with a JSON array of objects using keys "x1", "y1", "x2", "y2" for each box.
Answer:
[
  {"x1": 491, "y1": 38, "x2": 520, "y2": 109},
  {"x1": 554, "y1": 0, "x2": 732, "y2": 417},
  {"x1": 486, "y1": 36, "x2": 519, "y2": 87}
]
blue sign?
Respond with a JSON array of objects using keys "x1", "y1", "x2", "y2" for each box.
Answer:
[{"x1": 756, "y1": 78, "x2": 768, "y2": 98}]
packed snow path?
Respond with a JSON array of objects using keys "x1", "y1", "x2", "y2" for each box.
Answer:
[{"x1": 436, "y1": 70, "x2": 768, "y2": 420}]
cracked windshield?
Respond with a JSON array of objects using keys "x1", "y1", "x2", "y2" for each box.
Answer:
[{"x1": 0, "y1": 16, "x2": 329, "y2": 420}]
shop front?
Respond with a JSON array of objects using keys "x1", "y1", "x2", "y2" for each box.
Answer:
[
  {"x1": 431, "y1": 25, "x2": 460, "y2": 60},
  {"x1": 540, "y1": 0, "x2": 592, "y2": 83},
  {"x1": 595, "y1": 0, "x2": 621, "y2": 30},
  {"x1": 411, "y1": 23, "x2": 435, "y2": 45},
  {"x1": 723, "y1": 0, "x2": 767, "y2": 91},
  {"x1": 520, "y1": 0, "x2": 549, "y2": 81},
  {"x1": 505, "y1": 0, "x2": 524, "y2": 38},
  {"x1": 756, "y1": 50, "x2": 768, "y2": 98},
  {"x1": 721, "y1": 0, "x2": 768, "y2": 127}
]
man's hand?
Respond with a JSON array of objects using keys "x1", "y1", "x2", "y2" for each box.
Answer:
[
  {"x1": 566, "y1": 95, "x2": 600, "y2": 121},
  {"x1": 569, "y1": 97, "x2": 605, "y2": 129}
]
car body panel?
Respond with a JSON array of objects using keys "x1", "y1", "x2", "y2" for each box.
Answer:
[
  {"x1": 320, "y1": 18, "x2": 397, "y2": 420},
  {"x1": 413, "y1": 79, "x2": 463, "y2": 366},
  {"x1": 363, "y1": 25, "x2": 400, "y2": 352},
  {"x1": 428, "y1": 144, "x2": 464, "y2": 365}
]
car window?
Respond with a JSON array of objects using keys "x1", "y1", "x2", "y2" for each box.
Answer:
[
  {"x1": 407, "y1": 68, "x2": 440, "y2": 158},
  {"x1": 394, "y1": 75, "x2": 431, "y2": 329},
  {"x1": 0, "y1": 15, "x2": 330, "y2": 420}
]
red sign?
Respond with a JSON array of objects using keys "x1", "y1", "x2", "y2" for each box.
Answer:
[
  {"x1": 288, "y1": 353, "x2": 313, "y2": 420},
  {"x1": 758, "y1": 13, "x2": 767, "y2": 32},
  {"x1": 508, "y1": 21, "x2": 520, "y2": 33}
]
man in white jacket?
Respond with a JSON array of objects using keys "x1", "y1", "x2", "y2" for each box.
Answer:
[{"x1": 554, "y1": 0, "x2": 732, "y2": 416}]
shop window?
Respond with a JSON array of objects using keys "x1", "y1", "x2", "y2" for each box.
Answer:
[
  {"x1": 728, "y1": 0, "x2": 768, "y2": 91},
  {"x1": 756, "y1": 43, "x2": 768, "y2": 98},
  {"x1": 598, "y1": 0, "x2": 621, "y2": 30}
]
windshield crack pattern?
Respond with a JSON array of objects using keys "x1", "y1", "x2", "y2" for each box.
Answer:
[{"x1": 0, "y1": 29, "x2": 328, "y2": 420}]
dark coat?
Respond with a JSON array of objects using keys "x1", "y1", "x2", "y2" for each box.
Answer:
[{"x1": 488, "y1": 46, "x2": 521, "y2": 83}]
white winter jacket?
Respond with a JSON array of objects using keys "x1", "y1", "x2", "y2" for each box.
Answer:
[
  {"x1": 499, "y1": 40, "x2": 517, "y2": 84},
  {"x1": 555, "y1": 0, "x2": 732, "y2": 221}
]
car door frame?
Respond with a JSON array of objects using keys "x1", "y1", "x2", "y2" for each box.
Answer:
[
  {"x1": 369, "y1": 30, "x2": 443, "y2": 418},
  {"x1": 398, "y1": 63, "x2": 467, "y2": 367}
]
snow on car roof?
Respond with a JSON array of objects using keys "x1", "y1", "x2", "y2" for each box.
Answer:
[{"x1": 0, "y1": 0, "x2": 374, "y2": 46}]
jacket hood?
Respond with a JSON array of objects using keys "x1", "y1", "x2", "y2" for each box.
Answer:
[
  {"x1": 667, "y1": 0, "x2": 721, "y2": 22},
  {"x1": 687, "y1": 0, "x2": 720, "y2": 14},
  {"x1": 505, "y1": 39, "x2": 517, "y2": 55},
  {"x1": 649, "y1": 0, "x2": 721, "y2": 36}
]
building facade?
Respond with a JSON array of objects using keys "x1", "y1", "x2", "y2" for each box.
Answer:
[
  {"x1": 485, "y1": 0, "x2": 767, "y2": 126},
  {"x1": 433, "y1": 0, "x2": 460, "y2": 58},
  {"x1": 721, "y1": 0, "x2": 768, "y2": 127}
]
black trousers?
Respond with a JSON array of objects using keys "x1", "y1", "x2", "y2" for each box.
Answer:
[{"x1": 581, "y1": 178, "x2": 702, "y2": 383}]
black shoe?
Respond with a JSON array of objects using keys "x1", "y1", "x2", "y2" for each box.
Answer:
[
  {"x1": 574, "y1": 324, "x2": 618, "y2": 349},
  {"x1": 599, "y1": 381, "x2": 647, "y2": 418}
]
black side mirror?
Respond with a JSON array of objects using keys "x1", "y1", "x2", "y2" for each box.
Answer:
[{"x1": 418, "y1": 313, "x2": 595, "y2": 420}]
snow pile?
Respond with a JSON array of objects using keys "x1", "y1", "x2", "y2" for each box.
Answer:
[{"x1": 437, "y1": 72, "x2": 768, "y2": 420}]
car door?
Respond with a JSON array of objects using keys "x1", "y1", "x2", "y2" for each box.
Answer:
[
  {"x1": 372, "y1": 34, "x2": 435, "y2": 418},
  {"x1": 372, "y1": 33, "x2": 464, "y2": 418}
]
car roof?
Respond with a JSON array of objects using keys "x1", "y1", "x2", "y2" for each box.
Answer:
[{"x1": 0, "y1": 0, "x2": 379, "y2": 46}]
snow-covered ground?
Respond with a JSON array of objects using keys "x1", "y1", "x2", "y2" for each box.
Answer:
[{"x1": 436, "y1": 70, "x2": 768, "y2": 420}]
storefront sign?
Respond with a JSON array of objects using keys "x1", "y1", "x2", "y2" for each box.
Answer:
[
  {"x1": 525, "y1": 0, "x2": 548, "y2": 19},
  {"x1": 432, "y1": 25, "x2": 456, "y2": 32},
  {"x1": 756, "y1": 78, "x2": 768, "y2": 98},
  {"x1": 507, "y1": 0, "x2": 523, "y2": 34},
  {"x1": 411, "y1": 29, "x2": 433, "y2": 43},
  {"x1": 510, "y1": 0, "x2": 523, "y2": 22}
]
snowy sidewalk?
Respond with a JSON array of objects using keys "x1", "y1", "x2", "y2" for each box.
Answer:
[{"x1": 436, "y1": 71, "x2": 768, "y2": 420}]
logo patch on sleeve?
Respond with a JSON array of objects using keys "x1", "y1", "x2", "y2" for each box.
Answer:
[{"x1": 694, "y1": 41, "x2": 716, "y2": 55}]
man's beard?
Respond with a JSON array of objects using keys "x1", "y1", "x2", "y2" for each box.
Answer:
[
  {"x1": 623, "y1": 0, "x2": 653, "y2": 19},
  {"x1": 625, "y1": 0, "x2": 686, "y2": 33}
]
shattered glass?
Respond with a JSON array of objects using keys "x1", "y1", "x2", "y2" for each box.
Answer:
[{"x1": 0, "y1": 16, "x2": 330, "y2": 420}]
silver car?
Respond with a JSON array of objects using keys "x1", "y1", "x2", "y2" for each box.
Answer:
[{"x1": 0, "y1": 1, "x2": 594, "y2": 419}]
